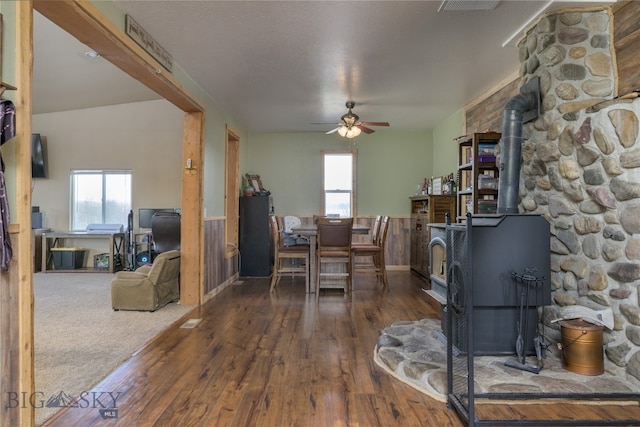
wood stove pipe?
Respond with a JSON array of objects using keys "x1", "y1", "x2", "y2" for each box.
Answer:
[{"x1": 497, "y1": 77, "x2": 541, "y2": 214}]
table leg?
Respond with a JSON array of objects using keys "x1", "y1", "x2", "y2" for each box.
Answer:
[
  {"x1": 109, "y1": 235, "x2": 115, "y2": 273},
  {"x1": 42, "y1": 236, "x2": 50, "y2": 272},
  {"x1": 308, "y1": 234, "x2": 317, "y2": 295},
  {"x1": 113, "y1": 235, "x2": 124, "y2": 271}
]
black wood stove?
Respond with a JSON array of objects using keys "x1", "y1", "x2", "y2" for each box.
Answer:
[{"x1": 445, "y1": 213, "x2": 551, "y2": 355}]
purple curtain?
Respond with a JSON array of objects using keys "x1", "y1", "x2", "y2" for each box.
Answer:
[{"x1": 0, "y1": 99, "x2": 16, "y2": 270}]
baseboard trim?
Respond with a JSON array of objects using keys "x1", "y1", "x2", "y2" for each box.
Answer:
[
  {"x1": 387, "y1": 265, "x2": 410, "y2": 271},
  {"x1": 203, "y1": 273, "x2": 239, "y2": 303}
]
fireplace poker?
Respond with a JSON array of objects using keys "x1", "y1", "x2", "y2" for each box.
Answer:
[{"x1": 505, "y1": 268, "x2": 545, "y2": 374}]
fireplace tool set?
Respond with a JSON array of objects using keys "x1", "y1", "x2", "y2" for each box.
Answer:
[{"x1": 504, "y1": 267, "x2": 547, "y2": 374}]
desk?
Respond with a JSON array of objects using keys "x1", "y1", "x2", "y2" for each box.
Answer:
[
  {"x1": 33, "y1": 228, "x2": 52, "y2": 273},
  {"x1": 42, "y1": 231, "x2": 125, "y2": 273},
  {"x1": 292, "y1": 224, "x2": 369, "y2": 294}
]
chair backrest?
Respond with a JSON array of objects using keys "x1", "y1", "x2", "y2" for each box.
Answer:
[
  {"x1": 283, "y1": 215, "x2": 301, "y2": 233},
  {"x1": 313, "y1": 215, "x2": 325, "y2": 224},
  {"x1": 269, "y1": 215, "x2": 282, "y2": 251},
  {"x1": 378, "y1": 216, "x2": 390, "y2": 248},
  {"x1": 146, "y1": 250, "x2": 181, "y2": 284},
  {"x1": 151, "y1": 212, "x2": 181, "y2": 253},
  {"x1": 281, "y1": 215, "x2": 303, "y2": 246},
  {"x1": 370, "y1": 215, "x2": 382, "y2": 245},
  {"x1": 317, "y1": 217, "x2": 353, "y2": 251}
]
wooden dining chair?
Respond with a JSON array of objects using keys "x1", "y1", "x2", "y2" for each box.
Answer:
[
  {"x1": 316, "y1": 217, "x2": 354, "y2": 298},
  {"x1": 312, "y1": 214, "x2": 326, "y2": 224},
  {"x1": 351, "y1": 215, "x2": 389, "y2": 287},
  {"x1": 351, "y1": 215, "x2": 381, "y2": 248},
  {"x1": 269, "y1": 215, "x2": 310, "y2": 292}
]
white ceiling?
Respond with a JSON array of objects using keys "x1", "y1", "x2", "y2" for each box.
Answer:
[{"x1": 33, "y1": 1, "x2": 616, "y2": 135}]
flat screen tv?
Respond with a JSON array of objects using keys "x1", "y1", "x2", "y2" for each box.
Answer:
[
  {"x1": 138, "y1": 208, "x2": 176, "y2": 229},
  {"x1": 31, "y1": 133, "x2": 47, "y2": 178}
]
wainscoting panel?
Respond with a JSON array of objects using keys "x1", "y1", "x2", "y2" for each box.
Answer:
[
  {"x1": 297, "y1": 215, "x2": 411, "y2": 268},
  {"x1": 386, "y1": 216, "x2": 411, "y2": 268},
  {"x1": 204, "y1": 218, "x2": 238, "y2": 296},
  {"x1": 203, "y1": 215, "x2": 412, "y2": 296}
]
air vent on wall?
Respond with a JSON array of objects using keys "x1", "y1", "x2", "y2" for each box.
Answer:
[{"x1": 438, "y1": 0, "x2": 501, "y2": 12}]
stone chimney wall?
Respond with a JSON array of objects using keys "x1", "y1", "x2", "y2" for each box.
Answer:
[{"x1": 515, "y1": 8, "x2": 640, "y2": 381}]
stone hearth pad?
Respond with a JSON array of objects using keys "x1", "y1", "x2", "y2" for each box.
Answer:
[{"x1": 374, "y1": 318, "x2": 640, "y2": 402}]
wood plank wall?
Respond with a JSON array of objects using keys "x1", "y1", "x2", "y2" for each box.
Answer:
[
  {"x1": 203, "y1": 218, "x2": 238, "y2": 295},
  {"x1": 465, "y1": 77, "x2": 519, "y2": 136},
  {"x1": 613, "y1": 1, "x2": 640, "y2": 96},
  {"x1": 351, "y1": 216, "x2": 411, "y2": 268},
  {"x1": 0, "y1": 230, "x2": 24, "y2": 426}
]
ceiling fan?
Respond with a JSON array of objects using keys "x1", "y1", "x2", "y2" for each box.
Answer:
[{"x1": 326, "y1": 101, "x2": 390, "y2": 138}]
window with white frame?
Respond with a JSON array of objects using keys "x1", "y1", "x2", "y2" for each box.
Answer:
[
  {"x1": 70, "y1": 170, "x2": 132, "y2": 231},
  {"x1": 321, "y1": 150, "x2": 356, "y2": 217}
]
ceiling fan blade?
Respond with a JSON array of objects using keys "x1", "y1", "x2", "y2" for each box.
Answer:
[
  {"x1": 359, "y1": 121, "x2": 390, "y2": 127},
  {"x1": 326, "y1": 127, "x2": 340, "y2": 134},
  {"x1": 357, "y1": 125, "x2": 375, "y2": 134}
]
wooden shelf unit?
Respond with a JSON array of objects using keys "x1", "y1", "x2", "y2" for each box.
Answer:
[
  {"x1": 409, "y1": 195, "x2": 456, "y2": 279},
  {"x1": 456, "y1": 132, "x2": 501, "y2": 221}
]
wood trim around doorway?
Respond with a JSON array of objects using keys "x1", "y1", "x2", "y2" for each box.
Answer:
[
  {"x1": 33, "y1": 0, "x2": 204, "y2": 112},
  {"x1": 224, "y1": 126, "x2": 240, "y2": 259},
  {"x1": 33, "y1": 0, "x2": 206, "y2": 306}
]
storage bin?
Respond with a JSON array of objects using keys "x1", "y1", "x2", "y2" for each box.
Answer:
[
  {"x1": 478, "y1": 174, "x2": 498, "y2": 190},
  {"x1": 478, "y1": 154, "x2": 496, "y2": 163},
  {"x1": 51, "y1": 247, "x2": 86, "y2": 269},
  {"x1": 94, "y1": 253, "x2": 110, "y2": 270}
]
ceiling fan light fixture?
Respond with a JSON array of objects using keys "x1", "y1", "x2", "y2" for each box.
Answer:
[
  {"x1": 337, "y1": 125, "x2": 361, "y2": 139},
  {"x1": 348, "y1": 126, "x2": 362, "y2": 138},
  {"x1": 329, "y1": 101, "x2": 387, "y2": 138},
  {"x1": 341, "y1": 112, "x2": 359, "y2": 127}
]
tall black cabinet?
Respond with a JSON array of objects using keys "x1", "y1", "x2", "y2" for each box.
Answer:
[{"x1": 239, "y1": 195, "x2": 272, "y2": 277}]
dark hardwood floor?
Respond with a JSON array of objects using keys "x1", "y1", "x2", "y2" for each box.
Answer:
[{"x1": 43, "y1": 271, "x2": 640, "y2": 426}]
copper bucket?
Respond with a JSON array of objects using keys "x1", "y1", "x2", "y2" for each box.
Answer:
[{"x1": 559, "y1": 319, "x2": 604, "y2": 376}]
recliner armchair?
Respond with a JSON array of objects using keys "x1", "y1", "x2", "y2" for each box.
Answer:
[{"x1": 111, "y1": 250, "x2": 181, "y2": 311}]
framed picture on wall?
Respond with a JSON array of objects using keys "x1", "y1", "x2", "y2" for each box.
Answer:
[{"x1": 245, "y1": 174, "x2": 265, "y2": 193}]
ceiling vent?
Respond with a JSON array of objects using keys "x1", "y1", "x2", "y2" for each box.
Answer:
[{"x1": 438, "y1": 0, "x2": 501, "y2": 12}]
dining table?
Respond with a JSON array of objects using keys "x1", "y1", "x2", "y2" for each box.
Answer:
[{"x1": 291, "y1": 223, "x2": 370, "y2": 294}]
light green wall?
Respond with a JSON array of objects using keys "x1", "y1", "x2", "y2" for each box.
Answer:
[
  {"x1": 247, "y1": 112, "x2": 467, "y2": 218},
  {"x1": 247, "y1": 130, "x2": 434, "y2": 216},
  {"x1": 432, "y1": 108, "x2": 464, "y2": 177}
]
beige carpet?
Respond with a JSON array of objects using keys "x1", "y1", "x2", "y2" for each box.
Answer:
[{"x1": 34, "y1": 272, "x2": 194, "y2": 426}]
